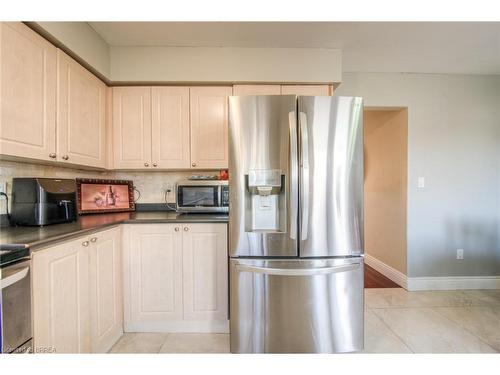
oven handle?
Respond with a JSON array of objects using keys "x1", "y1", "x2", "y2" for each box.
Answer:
[{"x1": 0, "y1": 266, "x2": 29, "y2": 290}]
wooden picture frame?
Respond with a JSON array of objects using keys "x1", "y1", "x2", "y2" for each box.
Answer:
[{"x1": 76, "y1": 178, "x2": 135, "y2": 214}]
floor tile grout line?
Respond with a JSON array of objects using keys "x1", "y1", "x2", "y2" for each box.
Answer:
[
  {"x1": 158, "y1": 332, "x2": 170, "y2": 354},
  {"x1": 371, "y1": 305, "x2": 498, "y2": 353},
  {"x1": 368, "y1": 308, "x2": 415, "y2": 354},
  {"x1": 431, "y1": 306, "x2": 499, "y2": 353}
]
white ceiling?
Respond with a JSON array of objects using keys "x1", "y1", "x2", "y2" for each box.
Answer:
[{"x1": 88, "y1": 22, "x2": 500, "y2": 75}]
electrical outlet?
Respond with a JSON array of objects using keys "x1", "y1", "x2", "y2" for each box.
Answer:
[
  {"x1": 418, "y1": 177, "x2": 425, "y2": 188},
  {"x1": 0, "y1": 181, "x2": 6, "y2": 194},
  {"x1": 456, "y1": 249, "x2": 464, "y2": 260},
  {"x1": 164, "y1": 183, "x2": 175, "y2": 203}
]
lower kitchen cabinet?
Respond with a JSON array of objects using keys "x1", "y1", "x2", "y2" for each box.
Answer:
[
  {"x1": 123, "y1": 223, "x2": 228, "y2": 333},
  {"x1": 32, "y1": 227, "x2": 122, "y2": 353},
  {"x1": 32, "y1": 234, "x2": 91, "y2": 353},
  {"x1": 88, "y1": 227, "x2": 123, "y2": 353},
  {"x1": 123, "y1": 224, "x2": 184, "y2": 327},
  {"x1": 182, "y1": 224, "x2": 228, "y2": 322}
]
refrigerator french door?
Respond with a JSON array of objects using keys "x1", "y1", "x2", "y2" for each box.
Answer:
[{"x1": 228, "y1": 95, "x2": 364, "y2": 353}]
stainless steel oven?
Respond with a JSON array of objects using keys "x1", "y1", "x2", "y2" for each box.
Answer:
[
  {"x1": 176, "y1": 180, "x2": 229, "y2": 213},
  {"x1": 1, "y1": 256, "x2": 32, "y2": 353}
]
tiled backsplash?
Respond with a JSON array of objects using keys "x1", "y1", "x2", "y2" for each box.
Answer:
[{"x1": 0, "y1": 160, "x2": 215, "y2": 214}]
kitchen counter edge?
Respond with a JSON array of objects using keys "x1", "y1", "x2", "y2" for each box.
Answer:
[{"x1": 0, "y1": 212, "x2": 229, "y2": 252}]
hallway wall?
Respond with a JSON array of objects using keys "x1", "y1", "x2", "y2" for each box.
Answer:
[{"x1": 364, "y1": 109, "x2": 408, "y2": 275}]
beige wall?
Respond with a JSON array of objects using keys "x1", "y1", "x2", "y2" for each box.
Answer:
[
  {"x1": 29, "y1": 23, "x2": 342, "y2": 84},
  {"x1": 337, "y1": 73, "x2": 500, "y2": 278},
  {"x1": 109, "y1": 46, "x2": 341, "y2": 83},
  {"x1": 0, "y1": 161, "x2": 215, "y2": 214},
  {"x1": 31, "y1": 22, "x2": 110, "y2": 79},
  {"x1": 364, "y1": 109, "x2": 408, "y2": 275}
]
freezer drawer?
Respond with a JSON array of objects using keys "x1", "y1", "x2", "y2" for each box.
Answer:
[{"x1": 230, "y1": 257, "x2": 364, "y2": 353}]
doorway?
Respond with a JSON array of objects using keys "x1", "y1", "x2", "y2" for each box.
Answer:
[{"x1": 363, "y1": 108, "x2": 408, "y2": 288}]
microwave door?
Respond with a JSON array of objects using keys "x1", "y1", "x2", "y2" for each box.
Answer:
[
  {"x1": 176, "y1": 184, "x2": 228, "y2": 213},
  {"x1": 298, "y1": 96, "x2": 364, "y2": 258}
]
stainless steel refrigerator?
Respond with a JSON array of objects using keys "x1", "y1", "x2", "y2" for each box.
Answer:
[{"x1": 228, "y1": 95, "x2": 364, "y2": 353}]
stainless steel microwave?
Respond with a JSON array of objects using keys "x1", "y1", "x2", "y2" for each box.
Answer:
[{"x1": 176, "y1": 180, "x2": 229, "y2": 213}]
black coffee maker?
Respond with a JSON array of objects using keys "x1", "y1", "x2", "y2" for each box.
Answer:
[{"x1": 10, "y1": 178, "x2": 77, "y2": 226}]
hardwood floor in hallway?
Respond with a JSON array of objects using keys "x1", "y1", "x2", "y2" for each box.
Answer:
[{"x1": 364, "y1": 264, "x2": 401, "y2": 288}]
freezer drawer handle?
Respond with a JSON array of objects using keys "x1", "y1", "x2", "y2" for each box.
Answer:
[
  {"x1": 0, "y1": 266, "x2": 29, "y2": 289},
  {"x1": 236, "y1": 262, "x2": 360, "y2": 276}
]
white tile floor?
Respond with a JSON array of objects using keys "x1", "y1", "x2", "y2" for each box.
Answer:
[{"x1": 110, "y1": 288, "x2": 500, "y2": 354}]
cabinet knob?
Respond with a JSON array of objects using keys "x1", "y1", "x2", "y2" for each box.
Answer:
[
  {"x1": 174, "y1": 227, "x2": 180, "y2": 232},
  {"x1": 49, "y1": 153, "x2": 56, "y2": 159},
  {"x1": 144, "y1": 163, "x2": 149, "y2": 167},
  {"x1": 82, "y1": 241, "x2": 90, "y2": 247},
  {"x1": 62, "y1": 155, "x2": 69, "y2": 160},
  {"x1": 153, "y1": 163, "x2": 158, "y2": 167},
  {"x1": 90, "y1": 237, "x2": 97, "y2": 243},
  {"x1": 191, "y1": 162, "x2": 196, "y2": 167},
  {"x1": 183, "y1": 227, "x2": 189, "y2": 231}
]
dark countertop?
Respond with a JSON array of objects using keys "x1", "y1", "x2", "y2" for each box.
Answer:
[{"x1": 0, "y1": 211, "x2": 228, "y2": 251}]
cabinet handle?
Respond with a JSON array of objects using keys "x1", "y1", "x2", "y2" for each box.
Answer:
[
  {"x1": 183, "y1": 227, "x2": 189, "y2": 231},
  {"x1": 153, "y1": 163, "x2": 158, "y2": 167},
  {"x1": 62, "y1": 155, "x2": 69, "y2": 160},
  {"x1": 144, "y1": 162, "x2": 149, "y2": 167},
  {"x1": 82, "y1": 241, "x2": 90, "y2": 247},
  {"x1": 174, "y1": 227, "x2": 180, "y2": 232},
  {"x1": 90, "y1": 237, "x2": 97, "y2": 243},
  {"x1": 191, "y1": 162, "x2": 196, "y2": 167},
  {"x1": 49, "y1": 153, "x2": 56, "y2": 159}
]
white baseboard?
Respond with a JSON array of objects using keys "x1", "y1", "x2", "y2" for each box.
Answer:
[
  {"x1": 365, "y1": 254, "x2": 500, "y2": 291},
  {"x1": 364, "y1": 254, "x2": 408, "y2": 289},
  {"x1": 407, "y1": 276, "x2": 500, "y2": 291},
  {"x1": 124, "y1": 320, "x2": 230, "y2": 333}
]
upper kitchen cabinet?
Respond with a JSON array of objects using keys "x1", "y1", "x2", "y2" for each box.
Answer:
[
  {"x1": 233, "y1": 85, "x2": 281, "y2": 95},
  {"x1": 0, "y1": 22, "x2": 57, "y2": 161},
  {"x1": 190, "y1": 86, "x2": 232, "y2": 169},
  {"x1": 151, "y1": 87, "x2": 190, "y2": 169},
  {"x1": 112, "y1": 87, "x2": 152, "y2": 169},
  {"x1": 281, "y1": 85, "x2": 332, "y2": 96},
  {"x1": 57, "y1": 50, "x2": 107, "y2": 168}
]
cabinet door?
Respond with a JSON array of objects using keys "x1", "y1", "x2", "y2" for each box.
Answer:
[
  {"x1": 89, "y1": 227, "x2": 123, "y2": 353},
  {"x1": 151, "y1": 87, "x2": 190, "y2": 169},
  {"x1": 233, "y1": 85, "x2": 281, "y2": 95},
  {"x1": 32, "y1": 237, "x2": 90, "y2": 353},
  {"x1": 190, "y1": 86, "x2": 232, "y2": 169},
  {"x1": 281, "y1": 85, "x2": 331, "y2": 96},
  {"x1": 182, "y1": 223, "x2": 228, "y2": 321},
  {"x1": 125, "y1": 224, "x2": 183, "y2": 327},
  {"x1": 0, "y1": 22, "x2": 56, "y2": 161},
  {"x1": 112, "y1": 87, "x2": 152, "y2": 169},
  {"x1": 57, "y1": 50, "x2": 106, "y2": 168}
]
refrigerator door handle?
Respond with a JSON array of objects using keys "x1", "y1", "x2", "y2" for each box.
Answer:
[
  {"x1": 235, "y1": 262, "x2": 360, "y2": 276},
  {"x1": 289, "y1": 110, "x2": 298, "y2": 240},
  {"x1": 299, "y1": 111, "x2": 310, "y2": 240}
]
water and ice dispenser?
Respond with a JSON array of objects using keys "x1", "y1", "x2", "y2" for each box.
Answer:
[{"x1": 245, "y1": 169, "x2": 286, "y2": 232}]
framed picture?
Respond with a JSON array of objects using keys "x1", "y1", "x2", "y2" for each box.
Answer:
[{"x1": 76, "y1": 178, "x2": 135, "y2": 214}]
